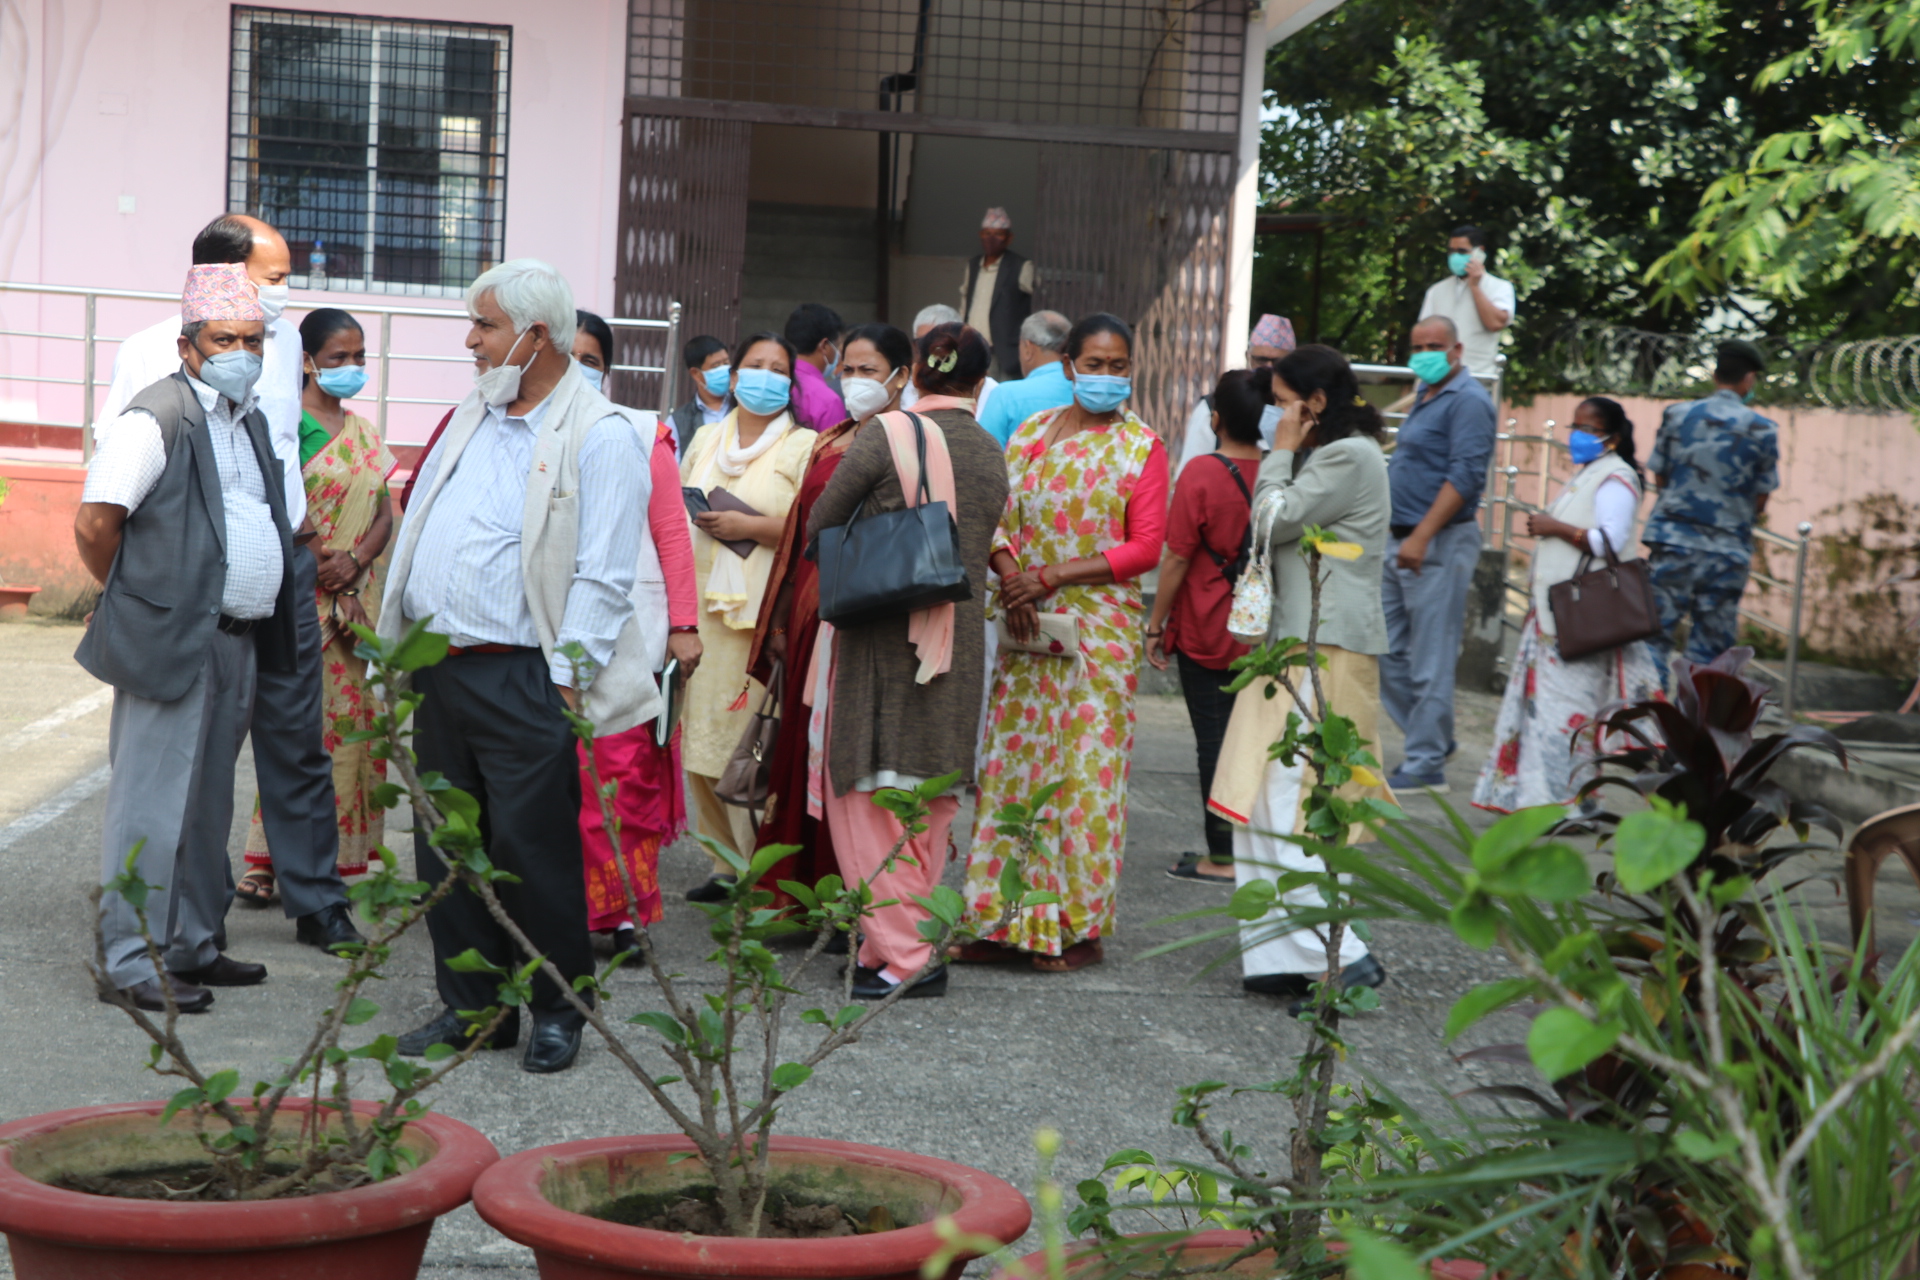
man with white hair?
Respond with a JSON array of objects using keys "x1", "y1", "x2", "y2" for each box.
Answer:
[
  {"x1": 902, "y1": 302, "x2": 998, "y2": 419},
  {"x1": 381, "y1": 259, "x2": 647, "y2": 1074},
  {"x1": 976, "y1": 309, "x2": 1072, "y2": 446}
]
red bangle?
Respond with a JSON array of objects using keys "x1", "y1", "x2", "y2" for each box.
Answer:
[
  {"x1": 669, "y1": 625, "x2": 698, "y2": 634},
  {"x1": 1037, "y1": 565, "x2": 1053, "y2": 593}
]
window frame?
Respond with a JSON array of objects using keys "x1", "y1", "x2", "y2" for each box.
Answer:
[{"x1": 227, "y1": 4, "x2": 514, "y2": 299}]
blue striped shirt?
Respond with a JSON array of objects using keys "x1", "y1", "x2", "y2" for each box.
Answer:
[{"x1": 402, "y1": 398, "x2": 645, "y2": 688}]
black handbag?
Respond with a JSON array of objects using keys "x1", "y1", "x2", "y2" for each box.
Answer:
[
  {"x1": 809, "y1": 411, "x2": 973, "y2": 626},
  {"x1": 1547, "y1": 529, "x2": 1662, "y2": 661}
]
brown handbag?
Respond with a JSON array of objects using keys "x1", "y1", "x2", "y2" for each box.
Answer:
[
  {"x1": 715, "y1": 661, "x2": 783, "y2": 812},
  {"x1": 1547, "y1": 529, "x2": 1662, "y2": 661}
]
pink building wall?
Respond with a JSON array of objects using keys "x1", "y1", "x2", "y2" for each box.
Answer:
[{"x1": 0, "y1": 0, "x2": 631, "y2": 445}]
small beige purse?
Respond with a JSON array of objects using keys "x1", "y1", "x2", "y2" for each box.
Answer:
[{"x1": 1227, "y1": 491, "x2": 1284, "y2": 645}]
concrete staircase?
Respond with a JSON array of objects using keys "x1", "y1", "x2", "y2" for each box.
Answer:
[{"x1": 739, "y1": 202, "x2": 881, "y2": 341}]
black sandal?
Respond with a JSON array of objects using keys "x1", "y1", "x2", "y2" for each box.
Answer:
[
  {"x1": 1166, "y1": 852, "x2": 1236, "y2": 884},
  {"x1": 235, "y1": 868, "x2": 278, "y2": 907}
]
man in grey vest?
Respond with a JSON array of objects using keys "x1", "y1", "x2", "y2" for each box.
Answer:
[
  {"x1": 959, "y1": 207, "x2": 1034, "y2": 380},
  {"x1": 76, "y1": 264, "x2": 300, "y2": 1013}
]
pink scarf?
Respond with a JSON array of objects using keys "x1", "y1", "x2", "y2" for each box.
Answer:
[{"x1": 879, "y1": 408, "x2": 959, "y2": 683}]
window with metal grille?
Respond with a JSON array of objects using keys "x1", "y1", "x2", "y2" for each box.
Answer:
[{"x1": 228, "y1": 6, "x2": 511, "y2": 297}]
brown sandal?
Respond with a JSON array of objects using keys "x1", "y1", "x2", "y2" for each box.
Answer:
[
  {"x1": 235, "y1": 868, "x2": 278, "y2": 907},
  {"x1": 1032, "y1": 939, "x2": 1104, "y2": 972},
  {"x1": 946, "y1": 939, "x2": 1028, "y2": 965}
]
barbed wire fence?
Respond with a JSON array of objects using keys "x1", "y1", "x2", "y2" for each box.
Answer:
[{"x1": 1545, "y1": 319, "x2": 1920, "y2": 414}]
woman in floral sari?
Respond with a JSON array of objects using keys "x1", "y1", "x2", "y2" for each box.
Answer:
[
  {"x1": 953, "y1": 313, "x2": 1168, "y2": 972},
  {"x1": 237, "y1": 309, "x2": 394, "y2": 904}
]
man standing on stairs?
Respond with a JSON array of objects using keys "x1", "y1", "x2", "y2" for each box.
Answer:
[
  {"x1": 783, "y1": 303, "x2": 849, "y2": 434},
  {"x1": 960, "y1": 208, "x2": 1034, "y2": 380}
]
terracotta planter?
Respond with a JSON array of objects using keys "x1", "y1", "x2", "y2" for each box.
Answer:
[
  {"x1": 990, "y1": 1230, "x2": 1489, "y2": 1278},
  {"x1": 0, "y1": 1100, "x2": 499, "y2": 1280},
  {"x1": 0, "y1": 585, "x2": 40, "y2": 619},
  {"x1": 473, "y1": 1134, "x2": 1033, "y2": 1279}
]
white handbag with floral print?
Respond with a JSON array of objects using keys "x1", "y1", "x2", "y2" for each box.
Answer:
[{"x1": 1227, "y1": 490, "x2": 1284, "y2": 645}]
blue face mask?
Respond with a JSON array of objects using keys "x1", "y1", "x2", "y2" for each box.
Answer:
[
  {"x1": 1448, "y1": 251, "x2": 1472, "y2": 277},
  {"x1": 702, "y1": 364, "x2": 731, "y2": 398},
  {"x1": 197, "y1": 348, "x2": 263, "y2": 404},
  {"x1": 1408, "y1": 351, "x2": 1453, "y2": 386},
  {"x1": 1072, "y1": 373, "x2": 1131, "y2": 414},
  {"x1": 313, "y1": 363, "x2": 367, "y2": 400},
  {"x1": 578, "y1": 363, "x2": 605, "y2": 391},
  {"x1": 734, "y1": 367, "x2": 791, "y2": 416},
  {"x1": 1741, "y1": 386, "x2": 1758, "y2": 405},
  {"x1": 1567, "y1": 429, "x2": 1607, "y2": 465}
]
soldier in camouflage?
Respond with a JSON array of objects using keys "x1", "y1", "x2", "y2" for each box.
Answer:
[{"x1": 1641, "y1": 338, "x2": 1779, "y2": 681}]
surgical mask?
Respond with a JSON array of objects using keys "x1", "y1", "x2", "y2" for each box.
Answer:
[
  {"x1": 1257, "y1": 403, "x2": 1282, "y2": 450},
  {"x1": 255, "y1": 282, "x2": 289, "y2": 324},
  {"x1": 1408, "y1": 351, "x2": 1452, "y2": 385},
  {"x1": 1072, "y1": 373, "x2": 1131, "y2": 414},
  {"x1": 313, "y1": 363, "x2": 367, "y2": 400},
  {"x1": 1742, "y1": 386, "x2": 1758, "y2": 405},
  {"x1": 841, "y1": 374, "x2": 898, "y2": 421},
  {"x1": 1567, "y1": 429, "x2": 1607, "y2": 465},
  {"x1": 197, "y1": 348, "x2": 263, "y2": 404},
  {"x1": 474, "y1": 329, "x2": 532, "y2": 407},
  {"x1": 702, "y1": 364, "x2": 731, "y2": 398},
  {"x1": 579, "y1": 363, "x2": 605, "y2": 392},
  {"x1": 734, "y1": 367, "x2": 792, "y2": 416},
  {"x1": 1447, "y1": 247, "x2": 1483, "y2": 278}
]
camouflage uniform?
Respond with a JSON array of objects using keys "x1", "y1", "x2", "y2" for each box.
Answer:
[{"x1": 1641, "y1": 388, "x2": 1779, "y2": 677}]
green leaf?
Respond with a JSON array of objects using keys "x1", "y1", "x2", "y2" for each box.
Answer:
[
  {"x1": 423, "y1": 1043, "x2": 457, "y2": 1062},
  {"x1": 1527, "y1": 1007, "x2": 1622, "y2": 1081},
  {"x1": 1019, "y1": 890, "x2": 1061, "y2": 907},
  {"x1": 1444, "y1": 978, "x2": 1533, "y2": 1041},
  {"x1": 159, "y1": 1087, "x2": 204, "y2": 1126},
  {"x1": 445, "y1": 949, "x2": 508, "y2": 975},
  {"x1": 1449, "y1": 895, "x2": 1500, "y2": 950},
  {"x1": 1614, "y1": 802, "x2": 1706, "y2": 893},
  {"x1": 1673, "y1": 1130, "x2": 1739, "y2": 1161},
  {"x1": 202, "y1": 1069, "x2": 240, "y2": 1104},
  {"x1": 666, "y1": 1151, "x2": 697, "y2": 1165},
  {"x1": 1470, "y1": 806, "x2": 1568, "y2": 876},
  {"x1": 629, "y1": 1011, "x2": 689, "y2": 1046},
  {"x1": 1339, "y1": 1226, "x2": 1426, "y2": 1280},
  {"x1": 832, "y1": 1005, "x2": 863, "y2": 1029},
  {"x1": 342, "y1": 996, "x2": 380, "y2": 1026},
  {"x1": 1102, "y1": 1148, "x2": 1156, "y2": 1171},
  {"x1": 1227, "y1": 880, "x2": 1277, "y2": 921},
  {"x1": 1485, "y1": 843, "x2": 1591, "y2": 901},
  {"x1": 390, "y1": 622, "x2": 451, "y2": 672},
  {"x1": 771, "y1": 1062, "x2": 813, "y2": 1091}
]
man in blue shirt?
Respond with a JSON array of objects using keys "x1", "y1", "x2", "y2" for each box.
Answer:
[
  {"x1": 975, "y1": 310, "x2": 1072, "y2": 446},
  {"x1": 1381, "y1": 315, "x2": 1497, "y2": 791},
  {"x1": 1642, "y1": 339, "x2": 1779, "y2": 678}
]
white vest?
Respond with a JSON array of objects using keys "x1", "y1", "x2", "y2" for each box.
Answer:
[
  {"x1": 1531, "y1": 453, "x2": 1640, "y2": 637},
  {"x1": 380, "y1": 366, "x2": 660, "y2": 737}
]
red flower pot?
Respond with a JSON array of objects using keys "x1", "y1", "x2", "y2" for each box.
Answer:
[
  {"x1": 0, "y1": 1100, "x2": 499, "y2": 1280},
  {"x1": 989, "y1": 1230, "x2": 1489, "y2": 1278},
  {"x1": 472, "y1": 1134, "x2": 1033, "y2": 1279},
  {"x1": 0, "y1": 585, "x2": 40, "y2": 619}
]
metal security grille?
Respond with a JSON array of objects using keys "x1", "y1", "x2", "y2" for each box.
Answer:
[
  {"x1": 614, "y1": 114, "x2": 753, "y2": 410},
  {"x1": 228, "y1": 7, "x2": 511, "y2": 297},
  {"x1": 627, "y1": 0, "x2": 1247, "y2": 142}
]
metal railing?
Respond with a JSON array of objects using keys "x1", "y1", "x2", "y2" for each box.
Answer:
[
  {"x1": 0, "y1": 282, "x2": 681, "y2": 460},
  {"x1": 1480, "y1": 415, "x2": 1814, "y2": 717}
]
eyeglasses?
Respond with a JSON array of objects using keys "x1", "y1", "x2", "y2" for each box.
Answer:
[{"x1": 1248, "y1": 355, "x2": 1277, "y2": 369}]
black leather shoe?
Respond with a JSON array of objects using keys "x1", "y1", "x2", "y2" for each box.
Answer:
[
  {"x1": 686, "y1": 876, "x2": 735, "y2": 903},
  {"x1": 396, "y1": 1007, "x2": 520, "y2": 1056},
  {"x1": 295, "y1": 903, "x2": 365, "y2": 953},
  {"x1": 172, "y1": 955, "x2": 267, "y2": 987},
  {"x1": 523, "y1": 1020, "x2": 584, "y2": 1073},
  {"x1": 851, "y1": 964, "x2": 947, "y2": 1000},
  {"x1": 103, "y1": 974, "x2": 213, "y2": 1014},
  {"x1": 1242, "y1": 971, "x2": 1313, "y2": 998},
  {"x1": 1288, "y1": 955, "x2": 1389, "y2": 1018}
]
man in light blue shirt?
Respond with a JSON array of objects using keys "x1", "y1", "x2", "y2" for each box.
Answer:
[{"x1": 975, "y1": 310, "x2": 1073, "y2": 446}]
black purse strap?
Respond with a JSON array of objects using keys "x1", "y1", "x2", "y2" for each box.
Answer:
[{"x1": 1203, "y1": 453, "x2": 1254, "y2": 581}]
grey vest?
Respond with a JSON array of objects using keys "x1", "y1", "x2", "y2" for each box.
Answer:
[
  {"x1": 963, "y1": 249, "x2": 1032, "y2": 379},
  {"x1": 75, "y1": 371, "x2": 298, "y2": 703}
]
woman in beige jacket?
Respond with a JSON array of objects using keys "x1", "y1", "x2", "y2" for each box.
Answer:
[{"x1": 1207, "y1": 345, "x2": 1395, "y2": 1007}]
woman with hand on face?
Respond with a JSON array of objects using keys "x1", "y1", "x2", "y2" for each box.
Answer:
[
  {"x1": 679, "y1": 332, "x2": 819, "y2": 901},
  {"x1": 1208, "y1": 346, "x2": 1395, "y2": 1008},
  {"x1": 566, "y1": 311, "x2": 702, "y2": 947},
  {"x1": 745, "y1": 324, "x2": 915, "y2": 912},
  {"x1": 1473, "y1": 396, "x2": 1658, "y2": 814},
  {"x1": 237, "y1": 308, "x2": 394, "y2": 906},
  {"x1": 952, "y1": 312, "x2": 1168, "y2": 974}
]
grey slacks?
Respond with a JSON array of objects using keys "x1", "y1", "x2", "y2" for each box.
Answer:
[
  {"x1": 1380, "y1": 520, "x2": 1482, "y2": 779},
  {"x1": 99, "y1": 630, "x2": 256, "y2": 988},
  {"x1": 249, "y1": 549, "x2": 348, "y2": 919}
]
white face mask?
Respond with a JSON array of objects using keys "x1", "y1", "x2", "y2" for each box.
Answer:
[
  {"x1": 840, "y1": 372, "x2": 899, "y2": 422},
  {"x1": 255, "y1": 282, "x2": 289, "y2": 325},
  {"x1": 1258, "y1": 403, "x2": 1282, "y2": 450},
  {"x1": 475, "y1": 329, "x2": 532, "y2": 407}
]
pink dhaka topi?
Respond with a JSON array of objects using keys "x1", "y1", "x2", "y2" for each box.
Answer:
[
  {"x1": 181, "y1": 263, "x2": 265, "y2": 322},
  {"x1": 981, "y1": 206, "x2": 1012, "y2": 230},
  {"x1": 1249, "y1": 313, "x2": 1296, "y2": 353}
]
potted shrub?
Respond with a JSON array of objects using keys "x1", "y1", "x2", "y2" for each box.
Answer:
[
  {"x1": 356, "y1": 628, "x2": 1037, "y2": 1277},
  {"x1": 0, "y1": 739, "x2": 514, "y2": 1279},
  {"x1": 0, "y1": 476, "x2": 42, "y2": 618}
]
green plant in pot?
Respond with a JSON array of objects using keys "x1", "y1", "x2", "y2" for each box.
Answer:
[
  {"x1": 352, "y1": 625, "x2": 1036, "y2": 1277},
  {"x1": 0, "y1": 750, "x2": 508, "y2": 1278}
]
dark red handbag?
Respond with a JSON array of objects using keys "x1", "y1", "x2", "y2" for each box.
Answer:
[{"x1": 1547, "y1": 529, "x2": 1662, "y2": 661}]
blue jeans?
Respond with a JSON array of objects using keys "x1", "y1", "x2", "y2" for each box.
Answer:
[
  {"x1": 1380, "y1": 521, "x2": 1481, "y2": 778},
  {"x1": 1645, "y1": 544, "x2": 1750, "y2": 682}
]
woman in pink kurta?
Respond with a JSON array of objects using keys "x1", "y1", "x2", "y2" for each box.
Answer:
[{"x1": 953, "y1": 313, "x2": 1167, "y2": 971}]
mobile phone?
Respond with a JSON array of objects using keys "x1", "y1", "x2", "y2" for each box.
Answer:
[{"x1": 682, "y1": 486, "x2": 712, "y2": 519}]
